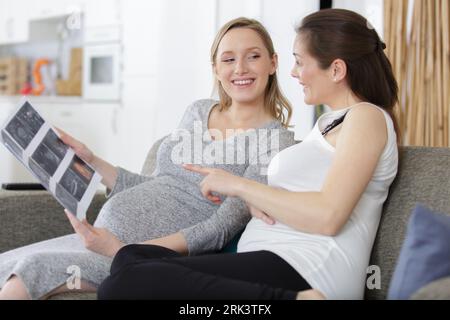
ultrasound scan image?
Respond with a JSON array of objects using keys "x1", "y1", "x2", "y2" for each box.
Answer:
[
  {"x1": 28, "y1": 159, "x2": 50, "y2": 189},
  {"x1": 42, "y1": 129, "x2": 68, "y2": 160},
  {"x1": 59, "y1": 167, "x2": 88, "y2": 201},
  {"x1": 5, "y1": 117, "x2": 35, "y2": 149},
  {"x1": 56, "y1": 183, "x2": 78, "y2": 214},
  {"x1": 31, "y1": 143, "x2": 62, "y2": 176},
  {"x1": 1, "y1": 130, "x2": 23, "y2": 158},
  {"x1": 71, "y1": 155, "x2": 94, "y2": 184},
  {"x1": 15, "y1": 101, "x2": 45, "y2": 135}
]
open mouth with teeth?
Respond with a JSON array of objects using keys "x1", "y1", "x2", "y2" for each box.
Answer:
[{"x1": 232, "y1": 79, "x2": 255, "y2": 87}]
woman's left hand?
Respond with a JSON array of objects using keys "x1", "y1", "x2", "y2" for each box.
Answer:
[
  {"x1": 248, "y1": 205, "x2": 275, "y2": 225},
  {"x1": 65, "y1": 210, "x2": 125, "y2": 258},
  {"x1": 183, "y1": 164, "x2": 244, "y2": 203}
]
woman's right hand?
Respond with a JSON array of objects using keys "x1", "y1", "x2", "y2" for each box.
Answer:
[
  {"x1": 56, "y1": 128, "x2": 95, "y2": 164},
  {"x1": 56, "y1": 127, "x2": 118, "y2": 189}
]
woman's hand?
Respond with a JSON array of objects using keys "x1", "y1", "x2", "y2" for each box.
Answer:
[
  {"x1": 184, "y1": 164, "x2": 275, "y2": 224},
  {"x1": 183, "y1": 164, "x2": 244, "y2": 204},
  {"x1": 56, "y1": 128, "x2": 95, "y2": 164},
  {"x1": 56, "y1": 127, "x2": 118, "y2": 190},
  {"x1": 65, "y1": 210, "x2": 125, "y2": 258},
  {"x1": 248, "y1": 204, "x2": 275, "y2": 225}
]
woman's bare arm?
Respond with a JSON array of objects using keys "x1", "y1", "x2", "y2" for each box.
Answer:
[{"x1": 232, "y1": 104, "x2": 388, "y2": 236}]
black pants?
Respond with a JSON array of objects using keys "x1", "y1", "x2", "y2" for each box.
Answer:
[{"x1": 97, "y1": 244, "x2": 311, "y2": 300}]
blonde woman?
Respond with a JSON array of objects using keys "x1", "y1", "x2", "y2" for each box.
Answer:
[
  {"x1": 98, "y1": 9, "x2": 400, "y2": 300},
  {"x1": 0, "y1": 17, "x2": 295, "y2": 300}
]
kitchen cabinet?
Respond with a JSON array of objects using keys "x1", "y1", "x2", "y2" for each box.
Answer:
[
  {"x1": 28, "y1": 0, "x2": 85, "y2": 21},
  {"x1": 0, "y1": 0, "x2": 30, "y2": 44},
  {"x1": 0, "y1": 0, "x2": 86, "y2": 45},
  {"x1": 0, "y1": 0, "x2": 119, "y2": 44}
]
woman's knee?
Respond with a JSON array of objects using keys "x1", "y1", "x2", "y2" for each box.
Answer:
[
  {"x1": 99, "y1": 261, "x2": 182, "y2": 300},
  {"x1": 110, "y1": 244, "x2": 145, "y2": 275},
  {"x1": 98, "y1": 262, "x2": 142, "y2": 300},
  {"x1": 111, "y1": 244, "x2": 180, "y2": 275},
  {"x1": 97, "y1": 274, "x2": 122, "y2": 300}
]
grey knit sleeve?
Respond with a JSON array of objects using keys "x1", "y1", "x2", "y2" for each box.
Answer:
[
  {"x1": 106, "y1": 167, "x2": 154, "y2": 198},
  {"x1": 180, "y1": 128, "x2": 295, "y2": 255}
]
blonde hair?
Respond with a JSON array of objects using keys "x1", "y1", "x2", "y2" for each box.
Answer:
[{"x1": 210, "y1": 17, "x2": 292, "y2": 128}]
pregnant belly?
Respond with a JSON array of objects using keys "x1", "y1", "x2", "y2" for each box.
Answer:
[{"x1": 93, "y1": 180, "x2": 212, "y2": 244}]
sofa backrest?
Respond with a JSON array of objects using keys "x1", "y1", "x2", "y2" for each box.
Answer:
[
  {"x1": 141, "y1": 139, "x2": 450, "y2": 300},
  {"x1": 141, "y1": 136, "x2": 167, "y2": 175},
  {"x1": 365, "y1": 146, "x2": 450, "y2": 299}
]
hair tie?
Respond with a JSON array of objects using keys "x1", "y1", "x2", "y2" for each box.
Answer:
[{"x1": 376, "y1": 41, "x2": 386, "y2": 51}]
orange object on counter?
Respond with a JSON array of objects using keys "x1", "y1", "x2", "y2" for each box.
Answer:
[
  {"x1": 32, "y1": 59, "x2": 50, "y2": 96},
  {"x1": 20, "y1": 82, "x2": 33, "y2": 95}
]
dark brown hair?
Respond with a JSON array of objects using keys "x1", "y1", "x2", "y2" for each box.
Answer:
[{"x1": 297, "y1": 9, "x2": 401, "y2": 142}]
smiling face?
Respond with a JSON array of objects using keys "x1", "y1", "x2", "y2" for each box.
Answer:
[
  {"x1": 214, "y1": 27, "x2": 277, "y2": 107},
  {"x1": 291, "y1": 34, "x2": 336, "y2": 106}
]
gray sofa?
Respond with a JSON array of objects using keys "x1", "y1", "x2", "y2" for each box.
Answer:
[{"x1": 1, "y1": 138, "x2": 449, "y2": 300}]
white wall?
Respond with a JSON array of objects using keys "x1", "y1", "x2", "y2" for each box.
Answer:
[
  {"x1": 261, "y1": 0, "x2": 319, "y2": 139},
  {"x1": 153, "y1": 0, "x2": 217, "y2": 141},
  {"x1": 333, "y1": 0, "x2": 384, "y2": 38},
  {"x1": 117, "y1": 1, "x2": 162, "y2": 171}
]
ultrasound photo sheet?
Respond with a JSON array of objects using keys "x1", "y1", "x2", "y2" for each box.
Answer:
[{"x1": 0, "y1": 99, "x2": 103, "y2": 219}]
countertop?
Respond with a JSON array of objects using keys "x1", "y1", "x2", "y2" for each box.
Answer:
[{"x1": 0, "y1": 95, "x2": 121, "y2": 106}]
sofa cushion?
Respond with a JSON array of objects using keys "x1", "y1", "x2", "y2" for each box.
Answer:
[
  {"x1": 410, "y1": 276, "x2": 450, "y2": 300},
  {"x1": 49, "y1": 292, "x2": 96, "y2": 300},
  {"x1": 141, "y1": 136, "x2": 167, "y2": 175},
  {"x1": 365, "y1": 147, "x2": 450, "y2": 300},
  {"x1": 0, "y1": 190, "x2": 106, "y2": 253},
  {"x1": 387, "y1": 204, "x2": 450, "y2": 299}
]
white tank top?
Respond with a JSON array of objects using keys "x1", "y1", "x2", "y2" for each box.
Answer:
[{"x1": 237, "y1": 103, "x2": 398, "y2": 299}]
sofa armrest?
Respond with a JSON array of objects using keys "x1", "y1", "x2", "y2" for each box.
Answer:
[
  {"x1": 0, "y1": 189, "x2": 106, "y2": 253},
  {"x1": 410, "y1": 276, "x2": 450, "y2": 300}
]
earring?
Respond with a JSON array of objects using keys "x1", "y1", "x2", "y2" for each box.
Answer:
[{"x1": 334, "y1": 78, "x2": 337, "y2": 82}]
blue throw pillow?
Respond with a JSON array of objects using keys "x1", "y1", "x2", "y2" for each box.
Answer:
[{"x1": 387, "y1": 204, "x2": 450, "y2": 300}]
